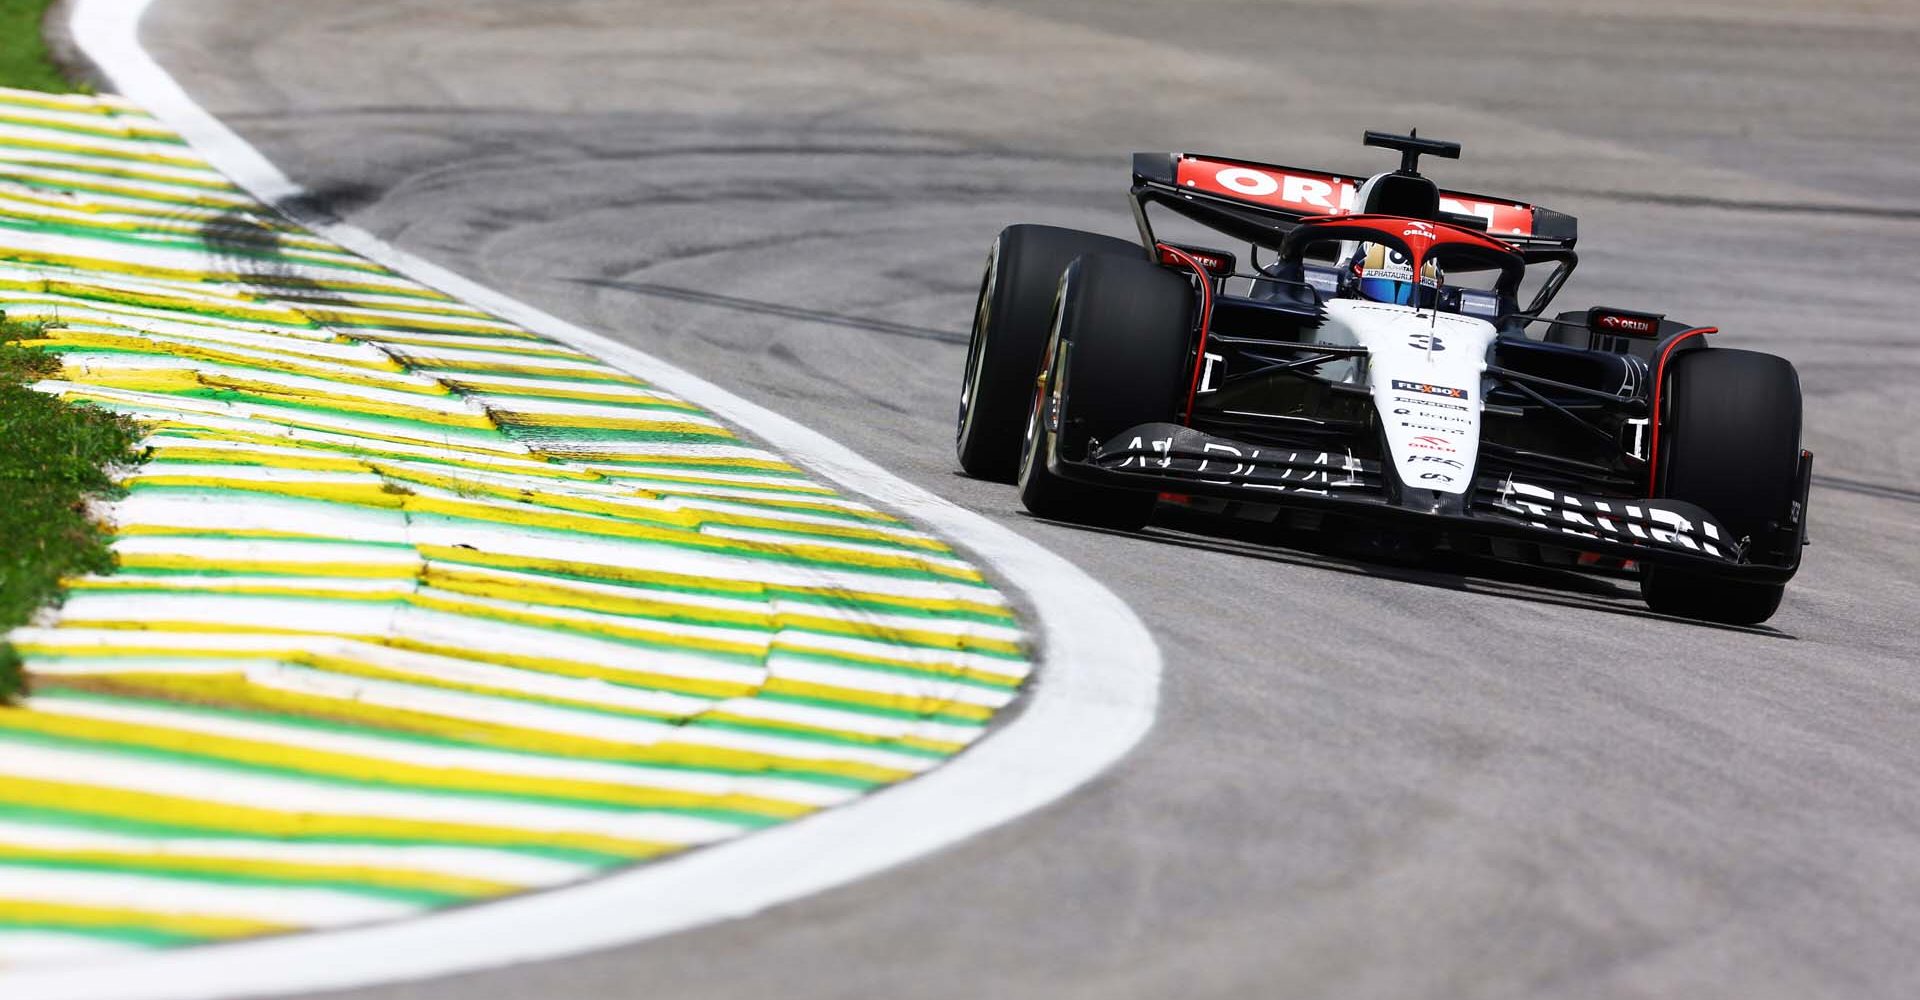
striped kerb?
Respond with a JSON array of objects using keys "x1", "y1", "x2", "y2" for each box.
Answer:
[{"x1": 0, "y1": 86, "x2": 1028, "y2": 969}]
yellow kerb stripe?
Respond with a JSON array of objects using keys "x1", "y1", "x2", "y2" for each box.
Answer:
[
  {"x1": 33, "y1": 675, "x2": 912, "y2": 785},
  {"x1": 420, "y1": 564, "x2": 771, "y2": 630},
  {"x1": 775, "y1": 611, "x2": 1023, "y2": 658},
  {"x1": 757, "y1": 677, "x2": 999, "y2": 723},
  {"x1": 0, "y1": 774, "x2": 680, "y2": 859},
  {"x1": 0, "y1": 707, "x2": 812, "y2": 820},
  {"x1": 0, "y1": 899, "x2": 288, "y2": 941},
  {"x1": 0, "y1": 846, "x2": 520, "y2": 901}
]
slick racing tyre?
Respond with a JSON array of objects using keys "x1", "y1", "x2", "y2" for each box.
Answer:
[
  {"x1": 957, "y1": 224, "x2": 1142, "y2": 483},
  {"x1": 1640, "y1": 348, "x2": 1803, "y2": 625},
  {"x1": 1017, "y1": 252, "x2": 1195, "y2": 530}
]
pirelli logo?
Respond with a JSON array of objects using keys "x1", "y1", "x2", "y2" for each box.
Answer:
[{"x1": 1390, "y1": 379, "x2": 1469, "y2": 400}]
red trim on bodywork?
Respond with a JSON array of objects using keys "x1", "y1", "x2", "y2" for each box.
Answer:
[
  {"x1": 1290, "y1": 214, "x2": 1517, "y2": 251},
  {"x1": 1290, "y1": 214, "x2": 1518, "y2": 280},
  {"x1": 1156, "y1": 243, "x2": 1215, "y2": 424},
  {"x1": 1156, "y1": 244, "x2": 1234, "y2": 277},
  {"x1": 1646, "y1": 327, "x2": 1718, "y2": 497}
]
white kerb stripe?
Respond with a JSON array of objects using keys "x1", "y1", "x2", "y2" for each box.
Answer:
[
  {"x1": 20, "y1": 696, "x2": 856, "y2": 807},
  {"x1": 0, "y1": 740, "x2": 746, "y2": 844},
  {"x1": 0, "y1": 818, "x2": 593, "y2": 886},
  {"x1": 243, "y1": 665, "x2": 939, "y2": 773},
  {"x1": 0, "y1": 933, "x2": 154, "y2": 967},
  {"x1": 0, "y1": 868, "x2": 420, "y2": 927}
]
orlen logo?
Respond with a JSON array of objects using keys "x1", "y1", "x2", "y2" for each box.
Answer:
[
  {"x1": 1596, "y1": 313, "x2": 1656, "y2": 334},
  {"x1": 1214, "y1": 167, "x2": 1281, "y2": 197},
  {"x1": 1212, "y1": 167, "x2": 1356, "y2": 211},
  {"x1": 1177, "y1": 158, "x2": 1359, "y2": 215},
  {"x1": 1587, "y1": 307, "x2": 1664, "y2": 337},
  {"x1": 1157, "y1": 244, "x2": 1235, "y2": 277},
  {"x1": 1408, "y1": 434, "x2": 1456, "y2": 453},
  {"x1": 1402, "y1": 221, "x2": 1436, "y2": 239}
]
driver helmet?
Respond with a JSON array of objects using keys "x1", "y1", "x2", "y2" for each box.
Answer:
[{"x1": 1350, "y1": 242, "x2": 1440, "y2": 307}]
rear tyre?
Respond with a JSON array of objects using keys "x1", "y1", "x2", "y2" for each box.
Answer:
[
  {"x1": 1017, "y1": 252, "x2": 1196, "y2": 530},
  {"x1": 957, "y1": 225, "x2": 1142, "y2": 482},
  {"x1": 1640, "y1": 348, "x2": 1802, "y2": 625}
]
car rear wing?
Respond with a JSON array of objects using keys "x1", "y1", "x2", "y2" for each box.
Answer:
[{"x1": 1129, "y1": 152, "x2": 1579, "y2": 252}]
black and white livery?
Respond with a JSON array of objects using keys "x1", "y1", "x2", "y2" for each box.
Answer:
[{"x1": 956, "y1": 131, "x2": 1811, "y2": 625}]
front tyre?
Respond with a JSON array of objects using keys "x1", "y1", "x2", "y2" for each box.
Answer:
[
  {"x1": 1640, "y1": 348, "x2": 1803, "y2": 625},
  {"x1": 957, "y1": 225, "x2": 1142, "y2": 483},
  {"x1": 1016, "y1": 252, "x2": 1196, "y2": 530}
]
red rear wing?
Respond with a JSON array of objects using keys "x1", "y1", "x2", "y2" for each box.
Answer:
[{"x1": 1139, "y1": 153, "x2": 1576, "y2": 246}]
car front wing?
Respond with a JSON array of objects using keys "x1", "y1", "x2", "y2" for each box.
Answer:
[{"x1": 1058, "y1": 422, "x2": 1803, "y2": 582}]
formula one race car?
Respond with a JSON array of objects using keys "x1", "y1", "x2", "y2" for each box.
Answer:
[{"x1": 955, "y1": 131, "x2": 1811, "y2": 624}]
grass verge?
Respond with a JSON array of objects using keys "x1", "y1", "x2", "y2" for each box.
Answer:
[
  {"x1": 0, "y1": 0, "x2": 78, "y2": 93},
  {"x1": 0, "y1": 2, "x2": 102, "y2": 701},
  {"x1": 0, "y1": 320, "x2": 145, "y2": 701}
]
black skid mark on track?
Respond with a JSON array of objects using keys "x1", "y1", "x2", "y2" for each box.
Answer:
[
  {"x1": 1814, "y1": 474, "x2": 1920, "y2": 506},
  {"x1": 277, "y1": 181, "x2": 384, "y2": 226},
  {"x1": 572, "y1": 277, "x2": 965, "y2": 345},
  {"x1": 1532, "y1": 186, "x2": 1920, "y2": 222},
  {"x1": 763, "y1": 341, "x2": 913, "y2": 415}
]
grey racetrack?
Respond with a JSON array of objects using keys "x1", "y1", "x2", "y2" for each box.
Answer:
[{"x1": 131, "y1": 1, "x2": 1920, "y2": 997}]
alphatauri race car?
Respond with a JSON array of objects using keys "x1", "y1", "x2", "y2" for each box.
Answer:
[{"x1": 956, "y1": 131, "x2": 1811, "y2": 625}]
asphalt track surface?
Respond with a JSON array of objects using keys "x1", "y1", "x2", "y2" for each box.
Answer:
[{"x1": 133, "y1": 1, "x2": 1920, "y2": 997}]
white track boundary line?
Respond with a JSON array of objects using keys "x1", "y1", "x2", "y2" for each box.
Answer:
[{"x1": 0, "y1": 2, "x2": 1161, "y2": 998}]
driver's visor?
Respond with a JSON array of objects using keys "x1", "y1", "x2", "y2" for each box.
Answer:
[{"x1": 1359, "y1": 276, "x2": 1437, "y2": 307}]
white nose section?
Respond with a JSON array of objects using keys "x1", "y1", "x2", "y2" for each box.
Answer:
[{"x1": 1321, "y1": 300, "x2": 1494, "y2": 496}]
